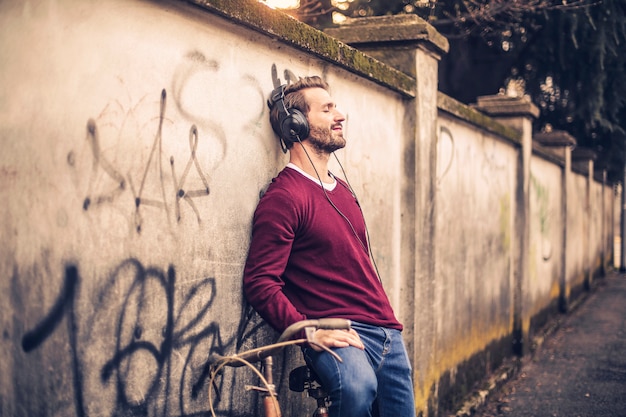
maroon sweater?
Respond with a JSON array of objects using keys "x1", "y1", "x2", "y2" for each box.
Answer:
[{"x1": 243, "y1": 167, "x2": 402, "y2": 333}]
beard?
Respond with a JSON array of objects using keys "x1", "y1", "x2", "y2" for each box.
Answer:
[{"x1": 307, "y1": 125, "x2": 346, "y2": 154}]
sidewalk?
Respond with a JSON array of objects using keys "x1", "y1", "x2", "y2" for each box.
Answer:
[{"x1": 470, "y1": 270, "x2": 626, "y2": 417}]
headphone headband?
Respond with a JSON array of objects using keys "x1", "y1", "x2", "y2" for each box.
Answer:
[{"x1": 267, "y1": 85, "x2": 286, "y2": 110}]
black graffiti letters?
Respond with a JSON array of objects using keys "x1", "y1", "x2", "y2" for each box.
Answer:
[
  {"x1": 20, "y1": 260, "x2": 259, "y2": 416},
  {"x1": 171, "y1": 124, "x2": 210, "y2": 224},
  {"x1": 81, "y1": 89, "x2": 211, "y2": 233},
  {"x1": 22, "y1": 265, "x2": 79, "y2": 353}
]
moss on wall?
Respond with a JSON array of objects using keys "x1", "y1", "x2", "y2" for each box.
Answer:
[
  {"x1": 188, "y1": 0, "x2": 416, "y2": 97},
  {"x1": 437, "y1": 92, "x2": 522, "y2": 146}
]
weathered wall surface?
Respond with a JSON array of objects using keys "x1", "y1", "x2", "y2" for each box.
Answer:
[
  {"x1": 433, "y1": 112, "x2": 517, "y2": 407},
  {"x1": 0, "y1": 1, "x2": 414, "y2": 416},
  {"x1": 528, "y1": 155, "x2": 563, "y2": 321},
  {"x1": 1, "y1": 1, "x2": 277, "y2": 416},
  {"x1": 568, "y1": 172, "x2": 589, "y2": 291},
  {"x1": 430, "y1": 93, "x2": 613, "y2": 413},
  {"x1": 0, "y1": 1, "x2": 615, "y2": 417},
  {"x1": 435, "y1": 118, "x2": 516, "y2": 345}
]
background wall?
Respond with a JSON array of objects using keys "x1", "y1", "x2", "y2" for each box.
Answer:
[
  {"x1": 529, "y1": 155, "x2": 563, "y2": 316},
  {"x1": 433, "y1": 112, "x2": 517, "y2": 408},
  {"x1": 0, "y1": 1, "x2": 615, "y2": 416}
]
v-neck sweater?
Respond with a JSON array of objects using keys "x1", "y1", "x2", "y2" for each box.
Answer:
[{"x1": 243, "y1": 167, "x2": 402, "y2": 333}]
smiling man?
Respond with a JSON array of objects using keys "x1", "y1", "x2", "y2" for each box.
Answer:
[{"x1": 243, "y1": 76, "x2": 416, "y2": 417}]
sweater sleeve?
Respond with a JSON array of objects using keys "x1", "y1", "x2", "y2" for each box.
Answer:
[{"x1": 242, "y1": 186, "x2": 307, "y2": 333}]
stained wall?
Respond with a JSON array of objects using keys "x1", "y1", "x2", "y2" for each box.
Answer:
[{"x1": 0, "y1": 1, "x2": 614, "y2": 416}]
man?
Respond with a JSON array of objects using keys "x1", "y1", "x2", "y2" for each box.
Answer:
[{"x1": 243, "y1": 76, "x2": 415, "y2": 417}]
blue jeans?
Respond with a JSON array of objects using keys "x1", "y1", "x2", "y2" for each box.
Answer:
[{"x1": 303, "y1": 322, "x2": 416, "y2": 417}]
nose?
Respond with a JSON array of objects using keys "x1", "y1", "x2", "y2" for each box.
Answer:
[{"x1": 334, "y1": 108, "x2": 345, "y2": 122}]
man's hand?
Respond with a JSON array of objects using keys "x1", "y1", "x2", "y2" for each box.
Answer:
[{"x1": 309, "y1": 328, "x2": 364, "y2": 351}]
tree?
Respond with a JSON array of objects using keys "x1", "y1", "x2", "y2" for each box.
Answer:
[{"x1": 275, "y1": 0, "x2": 626, "y2": 181}]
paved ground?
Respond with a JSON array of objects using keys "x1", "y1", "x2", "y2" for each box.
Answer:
[{"x1": 474, "y1": 271, "x2": 626, "y2": 417}]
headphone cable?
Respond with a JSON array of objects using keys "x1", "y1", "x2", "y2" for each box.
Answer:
[
  {"x1": 294, "y1": 138, "x2": 383, "y2": 282},
  {"x1": 275, "y1": 85, "x2": 382, "y2": 282},
  {"x1": 332, "y1": 152, "x2": 382, "y2": 282}
]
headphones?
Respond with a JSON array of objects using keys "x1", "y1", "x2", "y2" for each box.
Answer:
[{"x1": 267, "y1": 84, "x2": 310, "y2": 148}]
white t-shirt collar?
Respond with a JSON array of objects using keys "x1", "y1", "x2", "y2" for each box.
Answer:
[{"x1": 287, "y1": 163, "x2": 337, "y2": 191}]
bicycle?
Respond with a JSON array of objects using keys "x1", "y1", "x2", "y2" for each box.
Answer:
[{"x1": 207, "y1": 318, "x2": 352, "y2": 417}]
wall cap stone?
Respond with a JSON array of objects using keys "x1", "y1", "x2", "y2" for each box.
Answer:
[
  {"x1": 438, "y1": 92, "x2": 522, "y2": 146},
  {"x1": 534, "y1": 130, "x2": 577, "y2": 147},
  {"x1": 572, "y1": 147, "x2": 598, "y2": 161},
  {"x1": 324, "y1": 14, "x2": 449, "y2": 57},
  {"x1": 187, "y1": 0, "x2": 416, "y2": 97},
  {"x1": 472, "y1": 94, "x2": 540, "y2": 119}
]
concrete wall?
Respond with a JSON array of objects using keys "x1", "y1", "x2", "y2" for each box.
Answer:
[
  {"x1": 0, "y1": 1, "x2": 615, "y2": 416},
  {"x1": 568, "y1": 171, "x2": 589, "y2": 291},
  {"x1": 433, "y1": 111, "x2": 517, "y2": 408},
  {"x1": 528, "y1": 154, "x2": 564, "y2": 328},
  {"x1": 428, "y1": 93, "x2": 613, "y2": 412},
  {"x1": 0, "y1": 1, "x2": 415, "y2": 416}
]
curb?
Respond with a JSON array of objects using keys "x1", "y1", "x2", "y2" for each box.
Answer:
[
  {"x1": 451, "y1": 358, "x2": 520, "y2": 417},
  {"x1": 450, "y1": 274, "x2": 609, "y2": 417}
]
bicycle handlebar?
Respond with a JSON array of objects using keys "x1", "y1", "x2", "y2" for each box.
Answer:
[
  {"x1": 209, "y1": 318, "x2": 351, "y2": 368},
  {"x1": 277, "y1": 318, "x2": 351, "y2": 342}
]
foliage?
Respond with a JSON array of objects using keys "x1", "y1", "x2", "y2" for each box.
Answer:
[
  {"x1": 278, "y1": 0, "x2": 626, "y2": 181},
  {"x1": 518, "y1": 1, "x2": 626, "y2": 180}
]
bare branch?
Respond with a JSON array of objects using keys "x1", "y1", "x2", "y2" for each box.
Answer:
[{"x1": 430, "y1": 0, "x2": 599, "y2": 36}]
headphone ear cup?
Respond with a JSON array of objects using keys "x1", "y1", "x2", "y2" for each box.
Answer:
[{"x1": 281, "y1": 108, "x2": 309, "y2": 144}]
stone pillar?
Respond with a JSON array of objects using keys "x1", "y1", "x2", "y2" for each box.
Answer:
[
  {"x1": 534, "y1": 130, "x2": 577, "y2": 312},
  {"x1": 325, "y1": 15, "x2": 449, "y2": 79},
  {"x1": 473, "y1": 95, "x2": 539, "y2": 356},
  {"x1": 326, "y1": 15, "x2": 448, "y2": 414},
  {"x1": 601, "y1": 169, "x2": 608, "y2": 276},
  {"x1": 621, "y1": 170, "x2": 626, "y2": 273}
]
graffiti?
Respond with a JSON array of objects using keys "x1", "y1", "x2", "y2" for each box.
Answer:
[
  {"x1": 18, "y1": 60, "x2": 314, "y2": 417},
  {"x1": 531, "y1": 174, "x2": 554, "y2": 261},
  {"x1": 270, "y1": 63, "x2": 299, "y2": 89},
  {"x1": 21, "y1": 266, "x2": 87, "y2": 416},
  {"x1": 171, "y1": 124, "x2": 211, "y2": 223},
  {"x1": 21, "y1": 266, "x2": 79, "y2": 353},
  {"x1": 74, "y1": 50, "x2": 281, "y2": 235},
  {"x1": 80, "y1": 89, "x2": 211, "y2": 233},
  {"x1": 436, "y1": 126, "x2": 455, "y2": 186},
  {"x1": 21, "y1": 261, "x2": 266, "y2": 417},
  {"x1": 170, "y1": 49, "x2": 267, "y2": 163}
]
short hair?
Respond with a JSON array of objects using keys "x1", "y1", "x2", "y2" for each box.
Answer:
[{"x1": 269, "y1": 76, "x2": 330, "y2": 149}]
